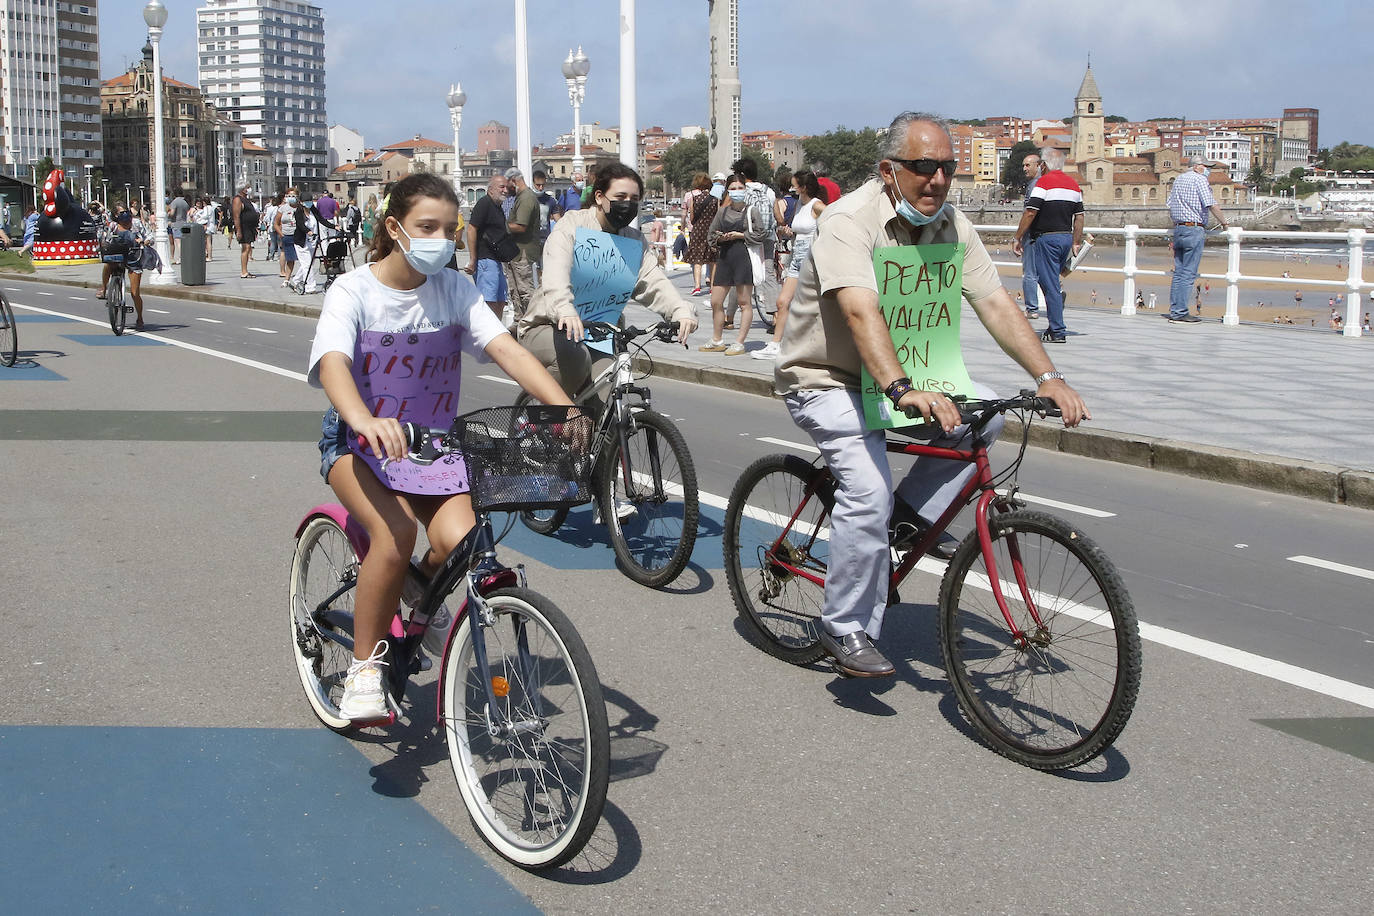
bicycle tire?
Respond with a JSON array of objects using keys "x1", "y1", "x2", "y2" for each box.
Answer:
[
  {"x1": 288, "y1": 515, "x2": 363, "y2": 734},
  {"x1": 441, "y1": 587, "x2": 610, "y2": 870},
  {"x1": 600, "y1": 408, "x2": 699, "y2": 588},
  {"x1": 512, "y1": 392, "x2": 572, "y2": 535},
  {"x1": 723, "y1": 453, "x2": 831, "y2": 665},
  {"x1": 938, "y1": 509, "x2": 1141, "y2": 770},
  {"x1": 0, "y1": 292, "x2": 16, "y2": 367},
  {"x1": 108, "y1": 272, "x2": 126, "y2": 336}
]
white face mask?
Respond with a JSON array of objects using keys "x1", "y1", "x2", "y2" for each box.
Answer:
[{"x1": 396, "y1": 224, "x2": 455, "y2": 275}]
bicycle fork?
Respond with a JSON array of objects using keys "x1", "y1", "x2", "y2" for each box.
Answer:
[{"x1": 973, "y1": 491, "x2": 1050, "y2": 649}]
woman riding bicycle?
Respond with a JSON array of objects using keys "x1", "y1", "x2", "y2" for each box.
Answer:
[
  {"x1": 517, "y1": 162, "x2": 697, "y2": 409},
  {"x1": 96, "y1": 209, "x2": 147, "y2": 331},
  {"x1": 307, "y1": 172, "x2": 579, "y2": 722}
]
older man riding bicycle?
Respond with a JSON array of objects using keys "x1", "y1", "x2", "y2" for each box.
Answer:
[{"x1": 774, "y1": 111, "x2": 1089, "y2": 677}]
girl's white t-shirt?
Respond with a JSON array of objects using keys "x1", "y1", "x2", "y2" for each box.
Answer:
[{"x1": 308, "y1": 263, "x2": 508, "y2": 494}]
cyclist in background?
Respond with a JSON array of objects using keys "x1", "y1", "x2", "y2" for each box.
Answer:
[
  {"x1": 774, "y1": 111, "x2": 1087, "y2": 678},
  {"x1": 307, "y1": 173, "x2": 580, "y2": 722},
  {"x1": 95, "y1": 210, "x2": 147, "y2": 331},
  {"x1": 517, "y1": 162, "x2": 697, "y2": 408}
]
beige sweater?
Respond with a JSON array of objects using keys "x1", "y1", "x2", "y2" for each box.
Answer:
[{"x1": 518, "y1": 206, "x2": 693, "y2": 333}]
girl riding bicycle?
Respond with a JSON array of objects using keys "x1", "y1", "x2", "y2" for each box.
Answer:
[
  {"x1": 307, "y1": 172, "x2": 578, "y2": 721},
  {"x1": 517, "y1": 162, "x2": 697, "y2": 404},
  {"x1": 96, "y1": 210, "x2": 147, "y2": 331}
]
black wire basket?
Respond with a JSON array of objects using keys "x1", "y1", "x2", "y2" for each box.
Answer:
[{"x1": 453, "y1": 405, "x2": 595, "y2": 513}]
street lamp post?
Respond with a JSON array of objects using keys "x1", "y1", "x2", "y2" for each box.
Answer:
[
  {"x1": 140, "y1": 185, "x2": 146, "y2": 209},
  {"x1": 513, "y1": 0, "x2": 532, "y2": 180},
  {"x1": 143, "y1": 0, "x2": 173, "y2": 285},
  {"x1": 447, "y1": 83, "x2": 466, "y2": 207},
  {"x1": 285, "y1": 138, "x2": 295, "y2": 189},
  {"x1": 84, "y1": 164, "x2": 92, "y2": 205},
  {"x1": 124, "y1": 182, "x2": 131, "y2": 209},
  {"x1": 562, "y1": 47, "x2": 590, "y2": 174},
  {"x1": 101, "y1": 178, "x2": 109, "y2": 209},
  {"x1": 619, "y1": 0, "x2": 636, "y2": 170},
  {"x1": 29, "y1": 160, "x2": 38, "y2": 209}
]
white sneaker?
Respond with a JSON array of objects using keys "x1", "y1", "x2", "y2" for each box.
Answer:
[
  {"x1": 723, "y1": 342, "x2": 746, "y2": 356},
  {"x1": 592, "y1": 499, "x2": 637, "y2": 525},
  {"x1": 750, "y1": 342, "x2": 780, "y2": 359},
  {"x1": 339, "y1": 640, "x2": 389, "y2": 721}
]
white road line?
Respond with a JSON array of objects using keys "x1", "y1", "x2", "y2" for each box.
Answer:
[
  {"x1": 757, "y1": 435, "x2": 820, "y2": 454},
  {"x1": 195, "y1": 317, "x2": 223, "y2": 324},
  {"x1": 69, "y1": 296, "x2": 87, "y2": 301},
  {"x1": 4, "y1": 287, "x2": 20, "y2": 291},
  {"x1": 995, "y1": 488, "x2": 1116, "y2": 518},
  {"x1": 35, "y1": 291, "x2": 53, "y2": 296},
  {"x1": 477, "y1": 373, "x2": 519, "y2": 387},
  {"x1": 9, "y1": 302, "x2": 306, "y2": 381},
  {"x1": 148, "y1": 308, "x2": 170, "y2": 314},
  {"x1": 246, "y1": 327, "x2": 278, "y2": 334},
  {"x1": 1288, "y1": 555, "x2": 1374, "y2": 581}
]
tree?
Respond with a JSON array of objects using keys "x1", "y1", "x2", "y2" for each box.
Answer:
[
  {"x1": 1104, "y1": 115, "x2": 1128, "y2": 123},
  {"x1": 1000, "y1": 140, "x2": 1040, "y2": 195},
  {"x1": 1245, "y1": 163, "x2": 1267, "y2": 190},
  {"x1": 801, "y1": 127, "x2": 881, "y2": 193},
  {"x1": 645, "y1": 175, "x2": 664, "y2": 196},
  {"x1": 661, "y1": 133, "x2": 707, "y2": 195}
]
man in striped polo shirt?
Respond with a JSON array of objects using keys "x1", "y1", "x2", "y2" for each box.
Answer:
[
  {"x1": 1166, "y1": 156, "x2": 1228, "y2": 323},
  {"x1": 1012, "y1": 148, "x2": 1083, "y2": 343}
]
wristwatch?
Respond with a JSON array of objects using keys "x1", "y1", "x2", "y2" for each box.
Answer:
[
  {"x1": 1033, "y1": 371, "x2": 1064, "y2": 385},
  {"x1": 884, "y1": 377, "x2": 914, "y2": 405}
]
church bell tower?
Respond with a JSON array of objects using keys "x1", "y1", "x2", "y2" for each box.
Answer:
[{"x1": 1070, "y1": 62, "x2": 1104, "y2": 162}]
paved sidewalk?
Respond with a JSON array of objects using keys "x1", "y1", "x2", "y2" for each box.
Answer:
[{"x1": 8, "y1": 235, "x2": 1373, "y2": 507}]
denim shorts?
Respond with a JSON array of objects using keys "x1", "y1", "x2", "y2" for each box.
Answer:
[
  {"x1": 281, "y1": 238, "x2": 298, "y2": 263},
  {"x1": 318, "y1": 407, "x2": 350, "y2": 482},
  {"x1": 474, "y1": 258, "x2": 508, "y2": 302}
]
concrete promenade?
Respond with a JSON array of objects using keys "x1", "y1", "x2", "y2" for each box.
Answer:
[{"x1": 7, "y1": 232, "x2": 1372, "y2": 507}]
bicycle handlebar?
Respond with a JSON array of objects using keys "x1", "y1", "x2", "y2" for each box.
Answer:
[
  {"x1": 901, "y1": 389, "x2": 1062, "y2": 427},
  {"x1": 582, "y1": 320, "x2": 681, "y2": 346}
]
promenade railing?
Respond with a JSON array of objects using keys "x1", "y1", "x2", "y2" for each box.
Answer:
[{"x1": 973, "y1": 224, "x2": 1369, "y2": 338}]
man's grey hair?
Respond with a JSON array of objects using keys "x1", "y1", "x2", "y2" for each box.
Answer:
[
  {"x1": 880, "y1": 111, "x2": 951, "y2": 160},
  {"x1": 1040, "y1": 148, "x2": 1067, "y2": 171}
]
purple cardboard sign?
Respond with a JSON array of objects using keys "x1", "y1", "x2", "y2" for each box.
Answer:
[{"x1": 348, "y1": 324, "x2": 470, "y2": 495}]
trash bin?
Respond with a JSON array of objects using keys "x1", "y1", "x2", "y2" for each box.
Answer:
[{"x1": 180, "y1": 224, "x2": 206, "y2": 285}]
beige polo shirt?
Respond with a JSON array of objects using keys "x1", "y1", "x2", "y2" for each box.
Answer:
[
  {"x1": 518, "y1": 206, "x2": 693, "y2": 333},
  {"x1": 774, "y1": 179, "x2": 1003, "y2": 395}
]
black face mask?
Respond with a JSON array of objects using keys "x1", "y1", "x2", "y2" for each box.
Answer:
[{"x1": 604, "y1": 199, "x2": 638, "y2": 230}]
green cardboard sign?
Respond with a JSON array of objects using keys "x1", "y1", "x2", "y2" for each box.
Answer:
[{"x1": 860, "y1": 243, "x2": 976, "y2": 430}]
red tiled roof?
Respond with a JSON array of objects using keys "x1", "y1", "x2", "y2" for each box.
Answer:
[
  {"x1": 380, "y1": 136, "x2": 451, "y2": 151},
  {"x1": 103, "y1": 71, "x2": 196, "y2": 90},
  {"x1": 242, "y1": 139, "x2": 267, "y2": 153}
]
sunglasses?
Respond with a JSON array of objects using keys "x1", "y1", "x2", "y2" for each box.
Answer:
[{"x1": 890, "y1": 157, "x2": 957, "y2": 178}]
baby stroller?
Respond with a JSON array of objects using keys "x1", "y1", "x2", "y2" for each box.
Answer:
[{"x1": 291, "y1": 207, "x2": 353, "y2": 294}]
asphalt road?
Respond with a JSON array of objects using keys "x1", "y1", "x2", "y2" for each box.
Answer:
[{"x1": 2, "y1": 277, "x2": 1371, "y2": 914}]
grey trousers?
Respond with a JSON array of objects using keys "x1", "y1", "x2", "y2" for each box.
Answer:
[
  {"x1": 519, "y1": 323, "x2": 611, "y2": 402},
  {"x1": 784, "y1": 384, "x2": 1003, "y2": 640}
]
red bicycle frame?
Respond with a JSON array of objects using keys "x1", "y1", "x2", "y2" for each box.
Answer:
[{"x1": 764, "y1": 435, "x2": 1049, "y2": 646}]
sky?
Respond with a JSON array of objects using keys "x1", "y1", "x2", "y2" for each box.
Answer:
[{"x1": 101, "y1": 1, "x2": 1372, "y2": 153}]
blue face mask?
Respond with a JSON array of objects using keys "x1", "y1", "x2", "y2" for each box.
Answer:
[
  {"x1": 889, "y1": 167, "x2": 946, "y2": 228},
  {"x1": 728, "y1": 189, "x2": 747, "y2": 204},
  {"x1": 397, "y1": 224, "x2": 455, "y2": 275}
]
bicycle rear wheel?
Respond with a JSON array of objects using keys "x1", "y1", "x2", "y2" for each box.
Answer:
[
  {"x1": 288, "y1": 515, "x2": 362, "y2": 733},
  {"x1": 442, "y1": 587, "x2": 610, "y2": 870},
  {"x1": 601, "y1": 408, "x2": 699, "y2": 588},
  {"x1": 107, "y1": 273, "x2": 126, "y2": 336},
  {"x1": 0, "y1": 292, "x2": 16, "y2": 367},
  {"x1": 723, "y1": 454, "x2": 831, "y2": 665},
  {"x1": 938, "y1": 509, "x2": 1141, "y2": 770}
]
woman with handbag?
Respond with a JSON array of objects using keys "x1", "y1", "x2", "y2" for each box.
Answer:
[{"x1": 700, "y1": 175, "x2": 765, "y2": 355}]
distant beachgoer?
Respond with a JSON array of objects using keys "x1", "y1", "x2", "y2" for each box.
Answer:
[
  {"x1": 1147, "y1": 292, "x2": 1157, "y2": 310},
  {"x1": 1294, "y1": 289, "x2": 1303, "y2": 304},
  {"x1": 1135, "y1": 291, "x2": 1144, "y2": 310},
  {"x1": 1090, "y1": 288, "x2": 1097, "y2": 304}
]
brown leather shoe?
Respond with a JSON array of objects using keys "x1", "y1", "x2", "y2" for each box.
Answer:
[{"x1": 819, "y1": 629, "x2": 895, "y2": 678}]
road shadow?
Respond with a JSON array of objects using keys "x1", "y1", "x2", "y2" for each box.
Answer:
[{"x1": 6, "y1": 348, "x2": 67, "y2": 369}]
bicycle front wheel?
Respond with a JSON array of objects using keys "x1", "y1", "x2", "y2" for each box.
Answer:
[
  {"x1": 722, "y1": 454, "x2": 831, "y2": 665},
  {"x1": 0, "y1": 292, "x2": 16, "y2": 367},
  {"x1": 600, "y1": 408, "x2": 699, "y2": 588},
  {"x1": 108, "y1": 273, "x2": 126, "y2": 336},
  {"x1": 512, "y1": 392, "x2": 572, "y2": 535},
  {"x1": 442, "y1": 587, "x2": 610, "y2": 870},
  {"x1": 288, "y1": 515, "x2": 362, "y2": 733},
  {"x1": 938, "y1": 509, "x2": 1141, "y2": 770}
]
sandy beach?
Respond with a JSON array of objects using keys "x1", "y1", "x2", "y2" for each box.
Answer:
[{"x1": 992, "y1": 242, "x2": 1370, "y2": 328}]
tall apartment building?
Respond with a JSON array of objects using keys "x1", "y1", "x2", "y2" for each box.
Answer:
[
  {"x1": 196, "y1": 0, "x2": 326, "y2": 191},
  {"x1": 0, "y1": 0, "x2": 102, "y2": 182}
]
